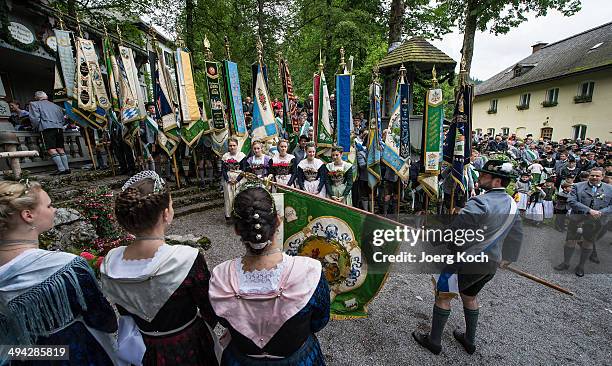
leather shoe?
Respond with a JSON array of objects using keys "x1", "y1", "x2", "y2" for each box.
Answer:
[
  {"x1": 50, "y1": 170, "x2": 62, "y2": 176},
  {"x1": 589, "y1": 253, "x2": 600, "y2": 264},
  {"x1": 453, "y1": 330, "x2": 476, "y2": 354},
  {"x1": 575, "y1": 266, "x2": 584, "y2": 277},
  {"x1": 60, "y1": 169, "x2": 71, "y2": 175},
  {"x1": 554, "y1": 263, "x2": 569, "y2": 271},
  {"x1": 412, "y1": 331, "x2": 441, "y2": 355}
]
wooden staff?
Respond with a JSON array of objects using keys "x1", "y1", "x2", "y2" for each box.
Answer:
[
  {"x1": 84, "y1": 128, "x2": 97, "y2": 170},
  {"x1": 503, "y1": 265, "x2": 574, "y2": 296},
  {"x1": 106, "y1": 142, "x2": 116, "y2": 176},
  {"x1": 192, "y1": 148, "x2": 199, "y2": 183},
  {"x1": 396, "y1": 180, "x2": 401, "y2": 221},
  {"x1": 370, "y1": 186, "x2": 375, "y2": 214},
  {"x1": 172, "y1": 152, "x2": 181, "y2": 189}
]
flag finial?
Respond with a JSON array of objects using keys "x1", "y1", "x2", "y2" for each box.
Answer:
[
  {"x1": 372, "y1": 64, "x2": 380, "y2": 82},
  {"x1": 224, "y1": 36, "x2": 231, "y2": 59},
  {"x1": 257, "y1": 36, "x2": 264, "y2": 64},
  {"x1": 56, "y1": 6, "x2": 65, "y2": 30},
  {"x1": 339, "y1": 46, "x2": 346, "y2": 73},
  {"x1": 203, "y1": 35, "x2": 212, "y2": 60},
  {"x1": 318, "y1": 49, "x2": 323, "y2": 71},
  {"x1": 116, "y1": 24, "x2": 123, "y2": 45},
  {"x1": 431, "y1": 65, "x2": 438, "y2": 88}
]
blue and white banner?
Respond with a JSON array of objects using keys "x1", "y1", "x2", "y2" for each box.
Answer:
[
  {"x1": 224, "y1": 61, "x2": 247, "y2": 137},
  {"x1": 251, "y1": 64, "x2": 277, "y2": 141},
  {"x1": 382, "y1": 77, "x2": 410, "y2": 181}
]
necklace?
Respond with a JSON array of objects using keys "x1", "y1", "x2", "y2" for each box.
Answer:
[
  {"x1": 244, "y1": 247, "x2": 283, "y2": 257},
  {"x1": 0, "y1": 239, "x2": 39, "y2": 245},
  {"x1": 133, "y1": 236, "x2": 165, "y2": 241}
]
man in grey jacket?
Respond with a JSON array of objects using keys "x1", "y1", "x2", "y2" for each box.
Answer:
[
  {"x1": 28, "y1": 91, "x2": 70, "y2": 175},
  {"x1": 413, "y1": 160, "x2": 523, "y2": 355},
  {"x1": 554, "y1": 167, "x2": 611, "y2": 276}
]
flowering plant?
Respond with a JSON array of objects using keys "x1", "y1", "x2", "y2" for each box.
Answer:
[{"x1": 80, "y1": 251, "x2": 104, "y2": 275}]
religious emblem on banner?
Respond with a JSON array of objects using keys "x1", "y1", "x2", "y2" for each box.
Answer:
[{"x1": 258, "y1": 87, "x2": 268, "y2": 111}]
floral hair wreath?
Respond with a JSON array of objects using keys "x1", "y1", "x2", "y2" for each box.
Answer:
[{"x1": 121, "y1": 170, "x2": 166, "y2": 193}]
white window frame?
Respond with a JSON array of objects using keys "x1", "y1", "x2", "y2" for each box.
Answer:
[
  {"x1": 572, "y1": 124, "x2": 587, "y2": 140},
  {"x1": 488, "y1": 99, "x2": 498, "y2": 113},
  {"x1": 519, "y1": 93, "x2": 531, "y2": 107},
  {"x1": 541, "y1": 127, "x2": 553, "y2": 140},
  {"x1": 501, "y1": 127, "x2": 510, "y2": 136},
  {"x1": 487, "y1": 128, "x2": 495, "y2": 136},
  {"x1": 545, "y1": 88, "x2": 559, "y2": 103},
  {"x1": 578, "y1": 81, "x2": 595, "y2": 98}
]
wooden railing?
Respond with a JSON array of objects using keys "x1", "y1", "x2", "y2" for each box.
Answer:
[{"x1": 14, "y1": 130, "x2": 92, "y2": 170}]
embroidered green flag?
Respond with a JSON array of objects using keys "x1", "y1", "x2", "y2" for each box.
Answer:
[{"x1": 277, "y1": 185, "x2": 401, "y2": 319}]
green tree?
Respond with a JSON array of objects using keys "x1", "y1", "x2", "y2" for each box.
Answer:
[{"x1": 437, "y1": 0, "x2": 581, "y2": 76}]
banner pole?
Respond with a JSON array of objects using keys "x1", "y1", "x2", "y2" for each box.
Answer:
[
  {"x1": 371, "y1": 185, "x2": 375, "y2": 214},
  {"x1": 396, "y1": 180, "x2": 401, "y2": 221},
  {"x1": 84, "y1": 128, "x2": 97, "y2": 170},
  {"x1": 172, "y1": 153, "x2": 181, "y2": 189}
]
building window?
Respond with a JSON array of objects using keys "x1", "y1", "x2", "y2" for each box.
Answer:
[
  {"x1": 542, "y1": 88, "x2": 559, "y2": 107},
  {"x1": 474, "y1": 128, "x2": 482, "y2": 135},
  {"x1": 500, "y1": 127, "x2": 509, "y2": 136},
  {"x1": 574, "y1": 81, "x2": 594, "y2": 103},
  {"x1": 541, "y1": 127, "x2": 553, "y2": 140},
  {"x1": 517, "y1": 93, "x2": 530, "y2": 110},
  {"x1": 487, "y1": 128, "x2": 495, "y2": 136},
  {"x1": 572, "y1": 124, "x2": 587, "y2": 140},
  {"x1": 487, "y1": 99, "x2": 498, "y2": 114}
]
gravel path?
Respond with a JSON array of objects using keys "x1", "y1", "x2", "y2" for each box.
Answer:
[{"x1": 169, "y1": 209, "x2": 612, "y2": 366}]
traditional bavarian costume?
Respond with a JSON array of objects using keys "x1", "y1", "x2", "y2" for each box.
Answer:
[
  {"x1": 209, "y1": 254, "x2": 330, "y2": 365},
  {"x1": 222, "y1": 152, "x2": 246, "y2": 219},
  {"x1": 296, "y1": 158, "x2": 327, "y2": 197},
  {"x1": 270, "y1": 153, "x2": 296, "y2": 186},
  {"x1": 245, "y1": 155, "x2": 271, "y2": 179},
  {"x1": 325, "y1": 161, "x2": 353, "y2": 205}
]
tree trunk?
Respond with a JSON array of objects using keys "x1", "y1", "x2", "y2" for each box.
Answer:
[
  {"x1": 388, "y1": 0, "x2": 405, "y2": 48},
  {"x1": 185, "y1": 0, "x2": 194, "y2": 52},
  {"x1": 460, "y1": 0, "x2": 478, "y2": 77}
]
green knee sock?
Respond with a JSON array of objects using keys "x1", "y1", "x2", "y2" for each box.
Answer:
[
  {"x1": 463, "y1": 307, "x2": 479, "y2": 345},
  {"x1": 429, "y1": 305, "x2": 450, "y2": 346}
]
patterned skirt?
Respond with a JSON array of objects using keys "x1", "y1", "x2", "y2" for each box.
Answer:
[
  {"x1": 141, "y1": 318, "x2": 217, "y2": 366},
  {"x1": 221, "y1": 334, "x2": 325, "y2": 366}
]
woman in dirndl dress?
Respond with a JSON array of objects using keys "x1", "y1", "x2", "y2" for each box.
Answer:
[
  {"x1": 325, "y1": 146, "x2": 353, "y2": 205},
  {"x1": 296, "y1": 143, "x2": 327, "y2": 197},
  {"x1": 244, "y1": 141, "x2": 272, "y2": 179},
  {"x1": 270, "y1": 139, "x2": 296, "y2": 186},
  {"x1": 222, "y1": 137, "x2": 246, "y2": 222},
  {"x1": 514, "y1": 172, "x2": 532, "y2": 214}
]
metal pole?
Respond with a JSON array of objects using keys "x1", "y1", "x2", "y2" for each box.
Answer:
[{"x1": 396, "y1": 180, "x2": 401, "y2": 221}]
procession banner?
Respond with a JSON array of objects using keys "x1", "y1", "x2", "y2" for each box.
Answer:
[
  {"x1": 205, "y1": 61, "x2": 226, "y2": 130},
  {"x1": 74, "y1": 38, "x2": 97, "y2": 112},
  {"x1": 176, "y1": 49, "x2": 200, "y2": 122},
  {"x1": 223, "y1": 60, "x2": 247, "y2": 137},
  {"x1": 418, "y1": 88, "x2": 444, "y2": 198},
  {"x1": 335, "y1": 74, "x2": 352, "y2": 153},
  {"x1": 118, "y1": 46, "x2": 143, "y2": 124},
  {"x1": 251, "y1": 64, "x2": 277, "y2": 141},
  {"x1": 102, "y1": 37, "x2": 120, "y2": 111},
  {"x1": 366, "y1": 82, "x2": 382, "y2": 188},
  {"x1": 315, "y1": 71, "x2": 334, "y2": 149},
  {"x1": 382, "y1": 77, "x2": 410, "y2": 181},
  {"x1": 154, "y1": 47, "x2": 178, "y2": 131},
  {"x1": 442, "y1": 83, "x2": 473, "y2": 192},
  {"x1": 181, "y1": 119, "x2": 207, "y2": 147},
  {"x1": 63, "y1": 101, "x2": 106, "y2": 130},
  {"x1": 279, "y1": 58, "x2": 299, "y2": 150},
  {"x1": 276, "y1": 184, "x2": 402, "y2": 319},
  {"x1": 78, "y1": 38, "x2": 110, "y2": 112},
  {"x1": 54, "y1": 30, "x2": 75, "y2": 99}
]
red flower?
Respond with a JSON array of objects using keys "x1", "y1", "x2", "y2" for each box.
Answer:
[
  {"x1": 80, "y1": 252, "x2": 95, "y2": 261},
  {"x1": 95, "y1": 256, "x2": 104, "y2": 268}
]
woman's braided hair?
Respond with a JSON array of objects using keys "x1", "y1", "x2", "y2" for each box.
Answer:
[
  {"x1": 232, "y1": 187, "x2": 278, "y2": 253},
  {"x1": 0, "y1": 180, "x2": 42, "y2": 236},
  {"x1": 114, "y1": 178, "x2": 170, "y2": 234}
]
